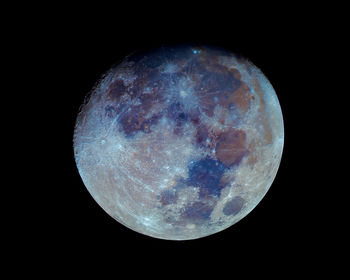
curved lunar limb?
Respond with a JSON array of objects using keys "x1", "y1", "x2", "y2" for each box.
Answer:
[{"x1": 73, "y1": 45, "x2": 284, "y2": 240}]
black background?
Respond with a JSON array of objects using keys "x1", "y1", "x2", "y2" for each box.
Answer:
[{"x1": 20, "y1": 3, "x2": 338, "y2": 276}]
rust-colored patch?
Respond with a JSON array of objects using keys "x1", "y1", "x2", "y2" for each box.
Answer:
[
  {"x1": 247, "y1": 152, "x2": 258, "y2": 165},
  {"x1": 118, "y1": 103, "x2": 163, "y2": 136},
  {"x1": 215, "y1": 129, "x2": 249, "y2": 167},
  {"x1": 246, "y1": 140, "x2": 258, "y2": 165},
  {"x1": 253, "y1": 79, "x2": 273, "y2": 144},
  {"x1": 218, "y1": 170, "x2": 235, "y2": 187},
  {"x1": 198, "y1": 96, "x2": 217, "y2": 117},
  {"x1": 106, "y1": 79, "x2": 127, "y2": 102},
  {"x1": 222, "y1": 68, "x2": 251, "y2": 114},
  {"x1": 230, "y1": 83, "x2": 251, "y2": 113},
  {"x1": 229, "y1": 68, "x2": 242, "y2": 79},
  {"x1": 181, "y1": 201, "x2": 215, "y2": 224},
  {"x1": 196, "y1": 127, "x2": 222, "y2": 150},
  {"x1": 114, "y1": 68, "x2": 167, "y2": 136},
  {"x1": 195, "y1": 124, "x2": 209, "y2": 146},
  {"x1": 159, "y1": 189, "x2": 178, "y2": 206}
]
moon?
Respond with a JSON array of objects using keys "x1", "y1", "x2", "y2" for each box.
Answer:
[{"x1": 73, "y1": 45, "x2": 284, "y2": 240}]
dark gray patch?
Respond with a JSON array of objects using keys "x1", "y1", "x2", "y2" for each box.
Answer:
[
  {"x1": 223, "y1": 196, "x2": 244, "y2": 216},
  {"x1": 163, "y1": 72, "x2": 187, "y2": 87},
  {"x1": 200, "y1": 70, "x2": 241, "y2": 93},
  {"x1": 139, "y1": 112, "x2": 163, "y2": 133},
  {"x1": 146, "y1": 69, "x2": 162, "y2": 84},
  {"x1": 118, "y1": 108, "x2": 163, "y2": 137},
  {"x1": 182, "y1": 58, "x2": 204, "y2": 76},
  {"x1": 167, "y1": 102, "x2": 188, "y2": 127},
  {"x1": 159, "y1": 189, "x2": 178, "y2": 205},
  {"x1": 105, "y1": 105, "x2": 116, "y2": 118},
  {"x1": 173, "y1": 178, "x2": 188, "y2": 191},
  {"x1": 108, "y1": 79, "x2": 127, "y2": 99},
  {"x1": 118, "y1": 110, "x2": 140, "y2": 136},
  {"x1": 186, "y1": 157, "x2": 227, "y2": 198},
  {"x1": 182, "y1": 201, "x2": 214, "y2": 222},
  {"x1": 195, "y1": 125, "x2": 209, "y2": 147}
]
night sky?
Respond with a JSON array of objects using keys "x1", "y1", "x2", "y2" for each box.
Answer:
[{"x1": 18, "y1": 3, "x2": 333, "y2": 275}]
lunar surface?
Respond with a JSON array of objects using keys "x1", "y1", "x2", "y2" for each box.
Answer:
[{"x1": 73, "y1": 45, "x2": 284, "y2": 240}]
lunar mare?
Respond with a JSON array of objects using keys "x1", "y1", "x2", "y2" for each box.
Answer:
[{"x1": 73, "y1": 45, "x2": 284, "y2": 240}]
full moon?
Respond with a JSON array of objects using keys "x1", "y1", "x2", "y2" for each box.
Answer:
[{"x1": 73, "y1": 45, "x2": 284, "y2": 240}]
